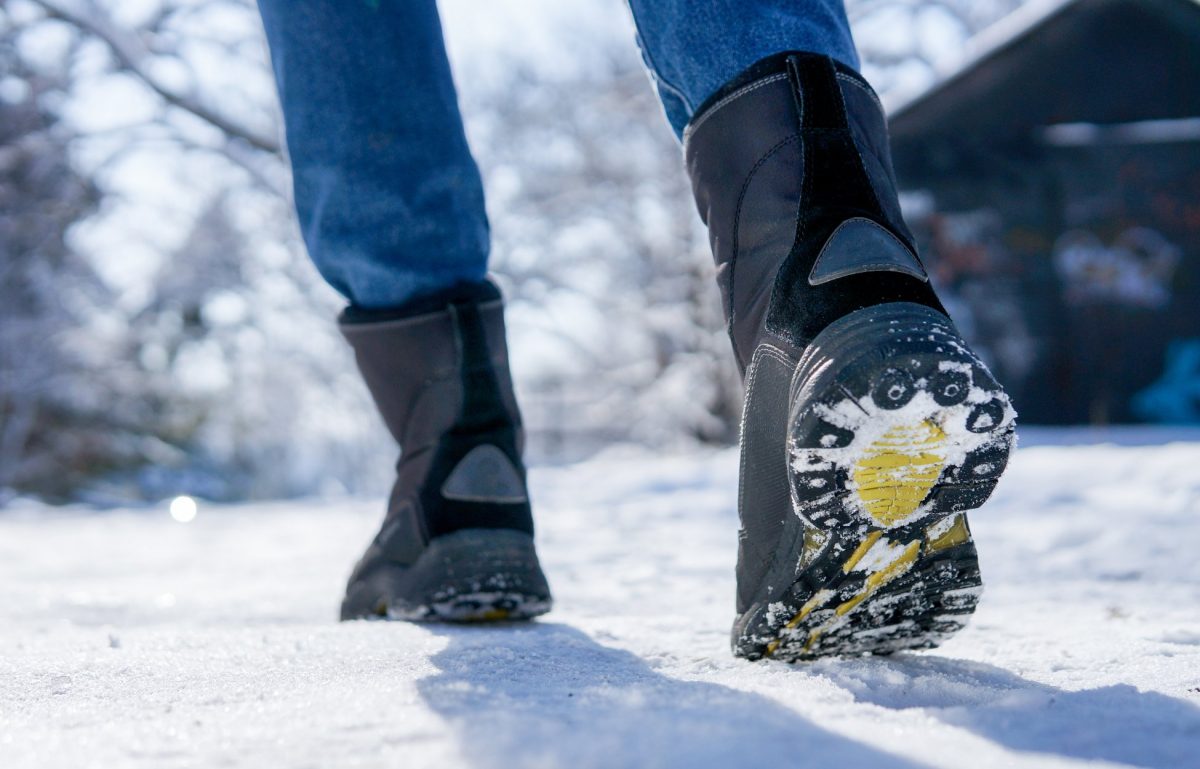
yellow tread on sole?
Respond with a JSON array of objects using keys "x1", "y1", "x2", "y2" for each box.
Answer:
[
  {"x1": 852, "y1": 419, "x2": 949, "y2": 527},
  {"x1": 764, "y1": 514, "x2": 972, "y2": 659}
]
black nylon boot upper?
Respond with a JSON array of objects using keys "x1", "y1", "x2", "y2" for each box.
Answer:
[
  {"x1": 684, "y1": 53, "x2": 951, "y2": 617},
  {"x1": 684, "y1": 52, "x2": 946, "y2": 374},
  {"x1": 339, "y1": 281, "x2": 534, "y2": 588}
]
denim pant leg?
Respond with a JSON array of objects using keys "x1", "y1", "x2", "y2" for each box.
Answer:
[
  {"x1": 626, "y1": 0, "x2": 860, "y2": 137},
  {"x1": 257, "y1": 0, "x2": 489, "y2": 310}
]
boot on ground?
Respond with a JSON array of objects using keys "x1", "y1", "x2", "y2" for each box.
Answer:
[
  {"x1": 338, "y1": 281, "x2": 552, "y2": 622},
  {"x1": 684, "y1": 53, "x2": 1016, "y2": 660}
]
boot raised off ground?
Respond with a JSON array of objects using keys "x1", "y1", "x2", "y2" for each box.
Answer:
[
  {"x1": 684, "y1": 53, "x2": 1016, "y2": 661},
  {"x1": 338, "y1": 281, "x2": 551, "y2": 622}
]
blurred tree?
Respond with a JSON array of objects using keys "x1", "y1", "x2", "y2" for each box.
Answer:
[
  {"x1": 848, "y1": 0, "x2": 1026, "y2": 97},
  {"x1": 0, "y1": 5, "x2": 137, "y2": 500},
  {"x1": 3, "y1": 0, "x2": 1036, "y2": 503},
  {"x1": 466, "y1": 53, "x2": 742, "y2": 451},
  {"x1": 4, "y1": 0, "x2": 381, "y2": 504},
  {"x1": 27, "y1": 0, "x2": 281, "y2": 177}
]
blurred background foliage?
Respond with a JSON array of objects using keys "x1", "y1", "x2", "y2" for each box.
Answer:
[{"x1": 0, "y1": 0, "x2": 1025, "y2": 505}]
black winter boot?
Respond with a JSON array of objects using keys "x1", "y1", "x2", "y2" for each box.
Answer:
[
  {"x1": 338, "y1": 281, "x2": 552, "y2": 621},
  {"x1": 684, "y1": 53, "x2": 1016, "y2": 660}
]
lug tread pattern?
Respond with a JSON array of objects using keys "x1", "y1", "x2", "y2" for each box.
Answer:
[{"x1": 732, "y1": 303, "x2": 1014, "y2": 661}]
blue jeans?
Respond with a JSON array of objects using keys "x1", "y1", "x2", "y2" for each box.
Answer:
[{"x1": 257, "y1": 1, "x2": 859, "y2": 310}]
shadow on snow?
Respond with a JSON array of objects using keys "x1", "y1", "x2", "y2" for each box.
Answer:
[
  {"x1": 417, "y1": 621, "x2": 931, "y2": 769},
  {"x1": 812, "y1": 652, "x2": 1200, "y2": 769},
  {"x1": 416, "y1": 622, "x2": 1200, "y2": 769}
]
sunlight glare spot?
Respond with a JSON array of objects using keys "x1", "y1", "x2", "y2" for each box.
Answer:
[{"x1": 169, "y1": 495, "x2": 198, "y2": 524}]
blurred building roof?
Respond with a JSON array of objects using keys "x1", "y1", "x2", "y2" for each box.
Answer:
[{"x1": 890, "y1": 0, "x2": 1200, "y2": 172}]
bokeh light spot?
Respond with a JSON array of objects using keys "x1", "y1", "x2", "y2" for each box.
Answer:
[{"x1": 169, "y1": 495, "x2": 198, "y2": 524}]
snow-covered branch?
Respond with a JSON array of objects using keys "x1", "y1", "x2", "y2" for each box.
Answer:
[{"x1": 28, "y1": 0, "x2": 280, "y2": 154}]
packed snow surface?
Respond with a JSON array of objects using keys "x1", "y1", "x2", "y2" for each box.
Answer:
[{"x1": 3, "y1": 429, "x2": 1200, "y2": 768}]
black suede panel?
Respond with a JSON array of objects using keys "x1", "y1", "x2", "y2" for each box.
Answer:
[
  {"x1": 763, "y1": 54, "x2": 944, "y2": 349},
  {"x1": 419, "y1": 298, "x2": 534, "y2": 538},
  {"x1": 840, "y1": 81, "x2": 915, "y2": 247},
  {"x1": 787, "y1": 55, "x2": 846, "y2": 131}
]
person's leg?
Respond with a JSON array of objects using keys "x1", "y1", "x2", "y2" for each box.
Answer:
[
  {"x1": 627, "y1": 2, "x2": 1016, "y2": 661},
  {"x1": 256, "y1": 1, "x2": 551, "y2": 621},
  {"x1": 257, "y1": 0, "x2": 488, "y2": 309},
  {"x1": 627, "y1": 0, "x2": 859, "y2": 137}
]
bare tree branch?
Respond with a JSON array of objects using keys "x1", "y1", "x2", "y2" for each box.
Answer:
[{"x1": 29, "y1": 0, "x2": 280, "y2": 154}]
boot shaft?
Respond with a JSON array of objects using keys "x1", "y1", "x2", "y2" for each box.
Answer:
[
  {"x1": 340, "y1": 282, "x2": 532, "y2": 546},
  {"x1": 684, "y1": 52, "x2": 944, "y2": 373},
  {"x1": 340, "y1": 284, "x2": 522, "y2": 451}
]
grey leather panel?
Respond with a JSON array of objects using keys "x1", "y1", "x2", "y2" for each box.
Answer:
[
  {"x1": 736, "y1": 345, "x2": 800, "y2": 613},
  {"x1": 729, "y1": 137, "x2": 804, "y2": 373},
  {"x1": 808, "y1": 217, "x2": 928, "y2": 286},
  {"x1": 440, "y1": 444, "x2": 529, "y2": 504}
]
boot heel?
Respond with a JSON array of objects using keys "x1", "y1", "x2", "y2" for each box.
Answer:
[
  {"x1": 788, "y1": 302, "x2": 1016, "y2": 532},
  {"x1": 340, "y1": 528, "x2": 552, "y2": 622},
  {"x1": 732, "y1": 303, "x2": 1014, "y2": 661}
]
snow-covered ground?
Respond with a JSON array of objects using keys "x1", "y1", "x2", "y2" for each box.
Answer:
[{"x1": 3, "y1": 430, "x2": 1199, "y2": 769}]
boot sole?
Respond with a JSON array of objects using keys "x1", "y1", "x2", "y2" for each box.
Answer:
[
  {"x1": 340, "y1": 528, "x2": 553, "y2": 622},
  {"x1": 736, "y1": 302, "x2": 1015, "y2": 661}
]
